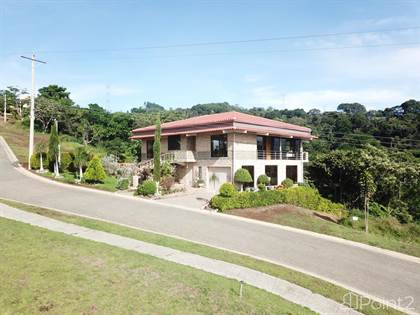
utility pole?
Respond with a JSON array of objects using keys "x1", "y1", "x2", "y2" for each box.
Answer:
[{"x1": 21, "y1": 54, "x2": 46, "y2": 169}]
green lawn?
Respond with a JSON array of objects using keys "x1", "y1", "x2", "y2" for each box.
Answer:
[
  {"x1": 228, "y1": 206, "x2": 420, "y2": 258},
  {"x1": 38, "y1": 171, "x2": 119, "y2": 192},
  {"x1": 0, "y1": 198, "x2": 404, "y2": 315},
  {"x1": 0, "y1": 217, "x2": 311, "y2": 315},
  {"x1": 0, "y1": 121, "x2": 104, "y2": 166}
]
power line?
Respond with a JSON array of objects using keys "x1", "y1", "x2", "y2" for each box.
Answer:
[
  {"x1": 310, "y1": 138, "x2": 418, "y2": 152},
  {"x1": 2, "y1": 26, "x2": 419, "y2": 56},
  {"x1": 316, "y1": 134, "x2": 420, "y2": 147},
  {"x1": 318, "y1": 131, "x2": 420, "y2": 143},
  {"x1": 313, "y1": 137, "x2": 420, "y2": 149}
]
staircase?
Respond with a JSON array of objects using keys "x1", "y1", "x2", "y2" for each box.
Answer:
[{"x1": 137, "y1": 152, "x2": 176, "y2": 174}]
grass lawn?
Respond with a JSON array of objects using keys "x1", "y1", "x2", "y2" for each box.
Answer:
[
  {"x1": 0, "y1": 198, "x2": 404, "y2": 315},
  {"x1": 38, "y1": 171, "x2": 119, "y2": 192},
  {"x1": 0, "y1": 121, "x2": 104, "y2": 166},
  {"x1": 0, "y1": 217, "x2": 312, "y2": 315},
  {"x1": 228, "y1": 205, "x2": 420, "y2": 258}
]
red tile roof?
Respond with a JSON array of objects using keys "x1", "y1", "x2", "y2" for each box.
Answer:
[{"x1": 131, "y1": 111, "x2": 313, "y2": 139}]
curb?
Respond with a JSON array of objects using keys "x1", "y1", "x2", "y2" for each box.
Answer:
[
  {"x1": 0, "y1": 203, "x2": 365, "y2": 315},
  {"x1": 1, "y1": 135, "x2": 419, "y2": 266}
]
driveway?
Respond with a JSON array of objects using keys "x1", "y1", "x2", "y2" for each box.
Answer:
[
  {"x1": 0, "y1": 141, "x2": 419, "y2": 314},
  {"x1": 156, "y1": 188, "x2": 213, "y2": 210}
]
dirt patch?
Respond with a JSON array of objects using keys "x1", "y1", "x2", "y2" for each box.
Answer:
[{"x1": 229, "y1": 204, "x2": 340, "y2": 224}]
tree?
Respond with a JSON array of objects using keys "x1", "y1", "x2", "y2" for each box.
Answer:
[
  {"x1": 38, "y1": 85, "x2": 71, "y2": 102},
  {"x1": 48, "y1": 121, "x2": 60, "y2": 177},
  {"x1": 359, "y1": 170, "x2": 376, "y2": 233},
  {"x1": 84, "y1": 156, "x2": 106, "y2": 183},
  {"x1": 153, "y1": 117, "x2": 161, "y2": 184},
  {"x1": 35, "y1": 96, "x2": 61, "y2": 132},
  {"x1": 337, "y1": 103, "x2": 366, "y2": 115},
  {"x1": 234, "y1": 168, "x2": 253, "y2": 191},
  {"x1": 73, "y1": 146, "x2": 89, "y2": 179},
  {"x1": 35, "y1": 140, "x2": 48, "y2": 172},
  {"x1": 144, "y1": 102, "x2": 165, "y2": 112}
]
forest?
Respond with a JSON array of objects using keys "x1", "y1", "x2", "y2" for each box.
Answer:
[{"x1": 1, "y1": 85, "x2": 419, "y2": 222}]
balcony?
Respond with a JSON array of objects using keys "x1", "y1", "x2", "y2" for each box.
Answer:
[
  {"x1": 163, "y1": 150, "x2": 197, "y2": 163},
  {"x1": 257, "y1": 150, "x2": 308, "y2": 161}
]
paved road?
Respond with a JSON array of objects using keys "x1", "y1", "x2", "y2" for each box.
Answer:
[{"x1": 0, "y1": 143, "x2": 419, "y2": 314}]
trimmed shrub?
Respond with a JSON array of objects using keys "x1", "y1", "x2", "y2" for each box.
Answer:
[
  {"x1": 234, "y1": 168, "x2": 253, "y2": 191},
  {"x1": 211, "y1": 190, "x2": 286, "y2": 212},
  {"x1": 257, "y1": 183, "x2": 266, "y2": 191},
  {"x1": 210, "y1": 186, "x2": 347, "y2": 217},
  {"x1": 219, "y1": 183, "x2": 236, "y2": 197},
  {"x1": 60, "y1": 152, "x2": 74, "y2": 172},
  {"x1": 137, "y1": 179, "x2": 157, "y2": 196},
  {"x1": 257, "y1": 174, "x2": 270, "y2": 185},
  {"x1": 84, "y1": 156, "x2": 106, "y2": 183},
  {"x1": 234, "y1": 168, "x2": 253, "y2": 183},
  {"x1": 116, "y1": 178, "x2": 130, "y2": 190},
  {"x1": 30, "y1": 154, "x2": 40, "y2": 170},
  {"x1": 281, "y1": 178, "x2": 294, "y2": 188}
]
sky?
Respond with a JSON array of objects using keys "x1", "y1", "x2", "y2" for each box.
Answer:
[{"x1": 0, "y1": 0, "x2": 419, "y2": 112}]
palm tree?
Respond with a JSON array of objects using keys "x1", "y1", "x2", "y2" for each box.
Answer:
[
  {"x1": 74, "y1": 146, "x2": 89, "y2": 180},
  {"x1": 36, "y1": 140, "x2": 48, "y2": 172}
]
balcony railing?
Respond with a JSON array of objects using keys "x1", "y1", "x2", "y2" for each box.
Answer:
[
  {"x1": 257, "y1": 150, "x2": 308, "y2": 161},
  {"x1": 140, "y1": 150, "x2": 308, "y2": 163},
  {"x1": 164, "y1": 150, "x2": 197, "y2": 163}
]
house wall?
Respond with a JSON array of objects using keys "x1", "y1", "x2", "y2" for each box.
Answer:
[
  {"x1": 231, "y1": 132, "x2": 305, "y2": 186},
  {"x1": 144, "y1": 132, "x2": 306, "y2": 190}
]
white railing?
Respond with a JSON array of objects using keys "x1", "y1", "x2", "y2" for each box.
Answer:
[
  {"x1": 139, "y1": 150, "x2": 308, "y2": 164},
  {"x1": 257, "y1": 150, "x2": 308, "y2": 161}
]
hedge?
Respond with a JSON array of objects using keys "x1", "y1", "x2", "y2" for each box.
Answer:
[
  {"x1": 219, "y1": 183, "x2": 236, "y2": 197},
  {"x1": 211, "y1": 190, "x2": 286, "y2": 212},
  {"x1": 210, "y1": 186, "x2": 347, "y2": 217}
]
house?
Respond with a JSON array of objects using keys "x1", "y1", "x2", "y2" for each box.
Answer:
[{"x1": 131, "y1": 111, "x2": 315, "y2": 193}]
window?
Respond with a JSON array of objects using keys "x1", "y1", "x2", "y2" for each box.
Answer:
[
  {"x1": 211, "y1": 134, "x2": 228, "y2": 157},
  {"x1": 271, "y1": 137, "x2": 281, "y2": 152},
  {"x1": 286, "y1": 165, "x2": 298, "y2": 182},
  {"x1": 271, "y1": 137, "x2": 281, "y2": 159},
  {"x1": 257, "y1": 136, "x2": 266, "y2": 159},
  {"x1": 168, "y1": 135, "x2": 181, "y2": 150},
  {"x1": 147, "y1": 140, "x2": 154, "y2": 159},
  {"x1": 283, "y1": 139, "x2": 298, "y2": 152},
  {"x1": 265, "y1": 165, "x2": 278, "y2": 185}
]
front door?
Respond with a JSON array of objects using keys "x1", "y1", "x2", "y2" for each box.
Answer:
[
  {"x1": 286, "y1": 165, "x2": 298, "y2": 182},
  {"x1": 208, "y1": 167, "x2": 231, "y2": 194}
]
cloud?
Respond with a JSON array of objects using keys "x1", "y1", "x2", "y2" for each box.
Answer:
[{"x1": 250, "y1": 86, "x2": 416, "y2": 111}]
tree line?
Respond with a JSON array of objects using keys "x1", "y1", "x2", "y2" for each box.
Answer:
[{"x1": 1, "y1": 85, "x2": 419, "y2": 221}]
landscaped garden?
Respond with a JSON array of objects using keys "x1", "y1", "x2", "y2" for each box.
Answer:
[{"x1": 210, "y1": 168, "x2": 420, "y2": 257}]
